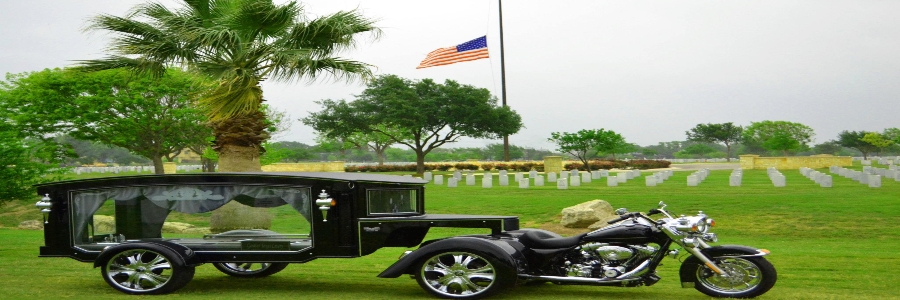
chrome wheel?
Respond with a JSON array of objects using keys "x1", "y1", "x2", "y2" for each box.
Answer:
[
  {"x1": 219, "y1": 262, "x2": 273, "y2": 274},
  {"x1": 103, "y1": 249, "x2": 174, "y2": 293},
  {"x1": 213, "y1": 262, "x2": 289, "y2": 278},
  {"x1": 697, "y1": 258, "x2": 763, "y2": 295},
  {"x1": 419, "y1": 252, "x2": 496, "y2": 298}
]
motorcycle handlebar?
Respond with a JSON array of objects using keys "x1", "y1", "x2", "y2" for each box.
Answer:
[{"x1": 607, "y1": 212, "x2": 638, "y2": 224}]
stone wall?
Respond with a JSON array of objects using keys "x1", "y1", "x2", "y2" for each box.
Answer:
[
  {"x1": 739, "y1": 154, "x2": 852, "y2": 170},
  {"x1": 261, "y1": 162, "x2": 346, "y2": 172},
  {"x1": 543, "y1": 156, "x2": 563, "y2": 174}
]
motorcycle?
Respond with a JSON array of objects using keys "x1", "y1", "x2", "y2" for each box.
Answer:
[
  {"x1": 515, "y1": 201, "x2": 777, "y2": 298},
  {"x1": 381, "y1": 201, "x2": 777, "y2": 299}
]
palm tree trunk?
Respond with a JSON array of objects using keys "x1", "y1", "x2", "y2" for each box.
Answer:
[{"x1": 209, "y1": 111, "x2": 271, "y2": 231}]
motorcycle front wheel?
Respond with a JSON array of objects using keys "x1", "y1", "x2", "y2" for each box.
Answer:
[{"x1": 691, "y1": 256, "x2": 777, "y2": 298}]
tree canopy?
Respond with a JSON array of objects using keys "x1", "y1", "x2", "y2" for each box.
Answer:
[
  {"x1": 686, "y1": 122, "x2": 743, "y2": 161},
  {"x1": 79, "y1": 0, "x2": 381, "y2": 172},
  {"x1": 837, "y1": 130, "x2": 878, "y2": 159},
  {"x1": 0, "y1": 68, "x2": 211, "y2": 173},
  {"x1": 304, "y1": 74, "x2": 522, "y2": 174},
  {"x1": 548, "y1": 129, "x2": 626, "y2": 171},
  {"x1": 742, "y1": 121, "x2": 814, "y2": 156}
]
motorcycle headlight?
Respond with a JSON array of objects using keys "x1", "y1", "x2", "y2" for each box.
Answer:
[{"x1": 691, "y1": 219, "x2": 708, "y2": 233}]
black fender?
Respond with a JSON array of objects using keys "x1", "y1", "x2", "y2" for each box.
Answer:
[
  {"x1": 378, "y1": 237, "x2": 523, "y2": 278},
  {"x1": 679, "y1": 245, "x2": 770, "y2": 285},
  {"x1": 93, "y1": 241, "x2": 201, "y2": 268}
]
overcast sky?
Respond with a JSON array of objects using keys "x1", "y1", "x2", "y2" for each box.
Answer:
[{"x1": 2, "y1": 0, "x2": 898, "y2": 150}]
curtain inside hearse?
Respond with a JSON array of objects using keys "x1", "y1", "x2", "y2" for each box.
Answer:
[{"x1": 71, "y1": 185, "x2": 311, "y2": 244}]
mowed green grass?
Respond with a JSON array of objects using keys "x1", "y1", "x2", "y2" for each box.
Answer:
[{"x1": 1, "y1": 165, "x2": 899, "y2": 299}]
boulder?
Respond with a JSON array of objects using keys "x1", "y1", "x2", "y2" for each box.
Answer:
[
  {"x1": 93, "y1": 215, "x2": 116, "y2": 233},
  {"x1": 18, "y1": 220, "x2": 43, "y2": 230},
  {"x1": 560, "y1": 200, "x2": 617, "y2": 228},
  {"x1": 162, "y1": 222, "x2": 196, "y2": 233}
]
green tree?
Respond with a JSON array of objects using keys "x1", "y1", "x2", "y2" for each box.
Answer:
[
  {"x1": 837, "y1": 130, "x2": 878, "y2": 159},
  {"x1": 675, "y1": 143, "x2": 718, "y2": 159},
  {"x1": 0, "y1": 123, "x2": 67, "y2": 204},
  {"x1": 548, "y1": 129, "x2": 626, "y2": 172},
  {"x1": 484, "y1": 143, "x2": 524, "y2": 161},
  {"x1": 861, "y1": 132, "x2": 895, "y2": 156},
  {"x1": 304, "y1": 75, "x2": 522, "y2": 174},
  {"x1": 685, "y1": 122, "x2": 743, "y2": 161},
  {"x1": 79, "y1": 0, "x2": 380, "y2": 172},
  {"x1": 742, "y1": 121, "x2": 814, "y2": 156},
  {"x1": 811, "y1": 140, "x2": 846, "y2": 156},
  {"x1": 0, "y1": 68, "x2": 210, "y2": 174},
  {"x1": 884, "y1": 128, "x2": 900, "y2": 144}
]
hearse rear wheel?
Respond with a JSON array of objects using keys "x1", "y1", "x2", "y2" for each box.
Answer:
[
  {"x1": 213, "y1": 262, "x2": 289, "y2": 278},
  {"x1": 100, "y1": 246, "x2": 194, "y2": 295}
]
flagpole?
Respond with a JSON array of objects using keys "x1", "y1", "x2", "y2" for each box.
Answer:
[{"x1": 499, "y1": 0, "x2": 510, "y2": 161}]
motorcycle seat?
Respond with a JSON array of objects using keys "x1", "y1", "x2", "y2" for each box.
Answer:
[{"x1": 518, "y1": 230, "x2": 587, "y2": 249}]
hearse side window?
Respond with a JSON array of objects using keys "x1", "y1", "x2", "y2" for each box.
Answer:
[
  {"x1": 367, "y1": 189, "x2": 417, "y2": 215},
  {"x1": 71, "y1": 185, "x2": 311, "y2": 249}
]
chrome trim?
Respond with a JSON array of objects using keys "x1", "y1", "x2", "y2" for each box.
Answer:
[
  {"x1": 685, "y1": 247, "x2": 727, "y2": 275},
  {"x1": 518, "y1": 274, "x2": 642, "y2": 284},
  {"x1": 616, "y1": 259, "x2": 651, "y2": 278},
  {"x1": 715, "y1": 250, "x2": 770, "y2": 258}
]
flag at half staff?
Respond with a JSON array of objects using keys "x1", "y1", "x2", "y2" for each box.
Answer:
[{"x1": 416, "y1": 36, "x2": 489, "y2": 69}]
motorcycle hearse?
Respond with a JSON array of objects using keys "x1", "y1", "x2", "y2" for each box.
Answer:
[{"x1": 34, "y1": 172, "x2": 775, "y2": 298}]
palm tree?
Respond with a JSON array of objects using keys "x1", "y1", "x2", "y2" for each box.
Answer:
[{"x1": 80, "y1": 0, "x2": 380, "y2": 172}]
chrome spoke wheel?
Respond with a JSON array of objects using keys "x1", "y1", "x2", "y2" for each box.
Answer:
[
  {"x1": 220, "y1": 262, "x2": 273, "y2": 274},
  {"x1": 104, "y1": 249, "x2": 173, "y2": 293},
  {"x1": 420, "y1": 252, "x2": 496, "y2": 297},
  {"x1": 697, "y1": 258, "x2": 763, "y2": 295}
]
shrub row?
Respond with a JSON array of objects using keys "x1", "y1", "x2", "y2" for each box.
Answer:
[
  {"x1": 344, "y1": 160, "x2": 670, "y2": 173},
  {"x1": 564, "y1": 160, "x2": 671, "y2": 171}
]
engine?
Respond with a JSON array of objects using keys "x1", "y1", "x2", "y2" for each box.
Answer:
[{"x1": 563, "y1": 243, "x2": 657, "y2": 279}]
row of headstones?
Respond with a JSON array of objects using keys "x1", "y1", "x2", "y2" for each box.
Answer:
[
  {"x1": 855, "y1": 157, "x2": 899, "y2": 166},
  {"x1": 669, "y1": 158, "x2": 735, "y2": 163},
  {"x1": 729, "y1": 169, "x2": 743, "y2": 186},
  {"x1": 799, "y1": 167, "x2": 833, "y2": 187},
  {"x1": 71, "y1": 165, "x2": 204, "y2": 175},
  {"x1": 645, "y1": 170, "x2": 673, "y2": 186},
  {"x1": 830, "y1": 166, "x2": 898, "y2": 188},
  {"x1": 862, "y1": 165, "x2": 900, "y2": 179},
  {"x1": 767, "y1": 167, "x2": 787, "y2": 187},
  {"x1": 687, "y1": 169, "x2": 711, "y2": 186},
  {"x1": 424, "y1": 169, "x2": 645, "y2": 189}
]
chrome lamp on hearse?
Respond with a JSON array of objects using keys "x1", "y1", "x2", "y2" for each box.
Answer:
[{"x1": 35, "y1": 172, "x2": 776, "y2": 298}]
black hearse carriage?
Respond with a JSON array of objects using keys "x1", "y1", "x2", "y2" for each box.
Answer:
[{"x1": 34, "y1": 172, "x2": 520, "y2": 296}]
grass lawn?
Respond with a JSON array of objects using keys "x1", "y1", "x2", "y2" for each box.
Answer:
[{"x1": 1, "y1": 165, "x2": 899, "y2": 299}]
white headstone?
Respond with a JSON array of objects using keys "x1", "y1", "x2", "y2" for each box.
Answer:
[
  {"x1": 600, "y1": 170, "x2": 609, "y2": 177},
  {"x1": 466, "y1": 174, "x2": 476, "y2": 186},
  {"x1": 868, "y1": 175, "x2": 881, "y2": 188},
  {"x1": 582, "y1": 173, "x2": 591, "y2": 183},
  {"x1": 482, "y1": 177, "x2": 492, "y2": 188},
  {"x1": 447, "y1": 177, "x2": 457, "y2": 187},
  {"x1": 571, "y1": 176, "x2": 581, "y2": 186},
  {"x1": 529, "y1": 170, "x2": 538, "y2": 178},
  {"x1": 548, "y1": 172, "x2": 557, "y2": 182},
  {"x1": 499, "y1": 174, "x2": 509, "y2": 186},
  {"x1": 557, "y1": 178, "x2": 568, "y2": 189},
  {"x1": 607, "y1": 176, "x2": 618, "y2": 187},
  {"x1": 687, "y1": 175, "x2": 699, "y2": 186},
  {"x1": 819, "y1": 175, "x2": 832, "y2": 188},
  {"x1": 424, "y1": 172, "x2": 433, "y2": 181},
  {"x1": 646, "y1": 176, "x2": 657, "y2": 186},
  {"x1": 570, "y1": 169, "x2": 579, "y2": 177},
  {"x1": 773, "y1": 175, "x2": 786, "y2": 187},
  {"x1": 434, "y1": 175, "x2": 443, "y2": 185},
  {"x1": 519, "y1": 178, "x2": 529, "y2": 189},
  {"x1": 729, "y1": 175, "x2": 742, "y2": 187},
  {"x1": 591, "y1": 171, "x2": 601, "y2": 179},
  {"x1": 535, "y1": 175, "x2": 545, "y2": 186},
  {"x1": 453, "y1": 170, "x2": 462, "y2": 180},
  {"x1": 617, "y1": 173, "x2": 627, "y2": 183},
  {"x1": 515, "y1": 172, "x2": 524, "y2": 182},
  {"x1": 499, "y1": 170, "x2": 508, "y2": 177}
]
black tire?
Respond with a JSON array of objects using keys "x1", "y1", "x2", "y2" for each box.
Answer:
[
  {"x1": 100, "y1": 246, "x2": 195, "y2": 295},
  {"x1": 213, "y1": 262, "x2": 289, "y2": 278},
  {"x1": 691, "y1": 256, "x2": 777, "y2": 298},
  {"x1": 414, "y1": 250, "x2": 515, "y2": 299}
]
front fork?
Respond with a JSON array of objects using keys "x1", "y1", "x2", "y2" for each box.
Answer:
[{"x1": 678, "y1": 238, "x2": 728, "y2": 275}]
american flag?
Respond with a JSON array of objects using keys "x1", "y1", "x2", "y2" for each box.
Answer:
[{"x1": 416, "y1": 36, "x2": 489, "y2": 69}]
